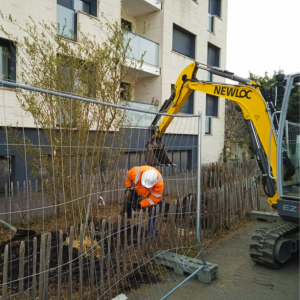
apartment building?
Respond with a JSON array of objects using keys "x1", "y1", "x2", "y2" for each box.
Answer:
[{"x1": 0, "y1": 0, "x2": 228, "y2": 187}]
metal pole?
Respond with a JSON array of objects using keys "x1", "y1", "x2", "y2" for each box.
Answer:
[
  {"x1": 0, "y1": 80, "x2": 194, "y2": 118},
  {"x1": 197, "y1": 111, "x2": 206, "y2": 265},
  {"x1": 160, "y1": 265, "x2": 205, "y2": 300}
]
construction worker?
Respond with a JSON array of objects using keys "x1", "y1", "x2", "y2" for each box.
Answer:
[{"x1": 124, "y1": 165, "x2": 164, "y2": 218}]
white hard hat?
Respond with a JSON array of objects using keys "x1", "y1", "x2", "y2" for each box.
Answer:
[{"x1": 141, "y1": 169, "x2": 158, "y2": 188}]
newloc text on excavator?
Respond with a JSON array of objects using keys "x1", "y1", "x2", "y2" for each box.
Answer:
[{"x1": 144, "y1": 62, "x2": 300, "y2": 268}]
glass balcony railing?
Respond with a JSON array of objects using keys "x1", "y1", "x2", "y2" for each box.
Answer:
[
  {"x1": 208, "y1": 14, "x2": 214, "y2": 32},
  {"x1": 123, "y1": 101, "x2": 158, "y2": 127},
  {"x1": 57, "y1": 4, "x2": 75, "y2": 39},
  {"x1": 124, "y1": 32, "x2": 159, "y2": 67}
]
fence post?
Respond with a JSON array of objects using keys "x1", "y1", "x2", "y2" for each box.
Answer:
[
  {"x1": 79, "y1": 224, "x2": 84, "y2": 300},
  {"x1": 57, "y1": 230, "x2": 63, "y2": 300},
  {"x1": 44, "y1": 233, "x2": 51, "y2": 300},
  {"x1": 31, "y1": 237, "x2": 37, "y2": 300},
  {"x1": 90, "y1": 222, "x2": 95, "y2": 298},
  {"x1": 2, "y1": 245, "x2": 9, "y2": 299},
  {"x1": 100, "y1": 219, "x2": 106, "y2": 292},
  {"x1": 68, "y1": 227, "x2": 74, "y2": 300}
]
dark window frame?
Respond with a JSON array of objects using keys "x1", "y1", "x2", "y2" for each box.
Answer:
[
  {"x1": 171, "y1": 84, "x2": 194, "y2": 114},
  {"x1": 207, "y1": 42, "x2": 220, "y2": 81},
  {"x1": 166, "y1": 150, "x2": 192, "y2": 172},
  {"x1": 0, "y1": 38, "x2": 16, "y2": 85},
  {"x1": 57, "y1": 0, "x2": 97, "y2": 39},
  {"x1": 121, "y1": 19, "x2": 132, "y2": 32},
  {"x1": 57, "y1": 0, "x2": 97, "y2": 16},
  {"x1": 206, "y1": 94, "x2": 218, "y2": 117},
  {"x1": 172, "y1": 24, "x2": 196, "y2": 59},
  {"x1": 209, "y1": 0, "x2": 221, "y2": 18}
]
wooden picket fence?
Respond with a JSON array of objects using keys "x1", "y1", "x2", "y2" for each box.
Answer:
[
  {"x1": 0, "y1": 169, "x2": 260, "y2": 299},
  {"x1": 0, "y1": 159, "x2": 259, "y2": 224}
]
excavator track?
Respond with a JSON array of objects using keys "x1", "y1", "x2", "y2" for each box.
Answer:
[{"x1": 249, "y1": 222, "x2": 299, "y2": 268}]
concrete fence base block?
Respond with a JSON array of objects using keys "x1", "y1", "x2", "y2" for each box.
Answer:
[
  {"x1": 154, "y1": 251, "x2": 219, "y2": 284},
  {"x1": 111, "y1": 294, "x2": 128, "y2": 300}
]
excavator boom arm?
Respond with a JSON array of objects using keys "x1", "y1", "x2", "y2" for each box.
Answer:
[{"x1": 146, "y1": 62, "x2": 279, "y2": 205}]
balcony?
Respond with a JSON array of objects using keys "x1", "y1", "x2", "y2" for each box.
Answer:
[
  {"x1": 122, "y1": 0, "x2": 161, "y2": 17},
  {"x1": 123, "y1": 101, "x2": 158, "y2": 127},
  {"x1": 124, "y1": 32, "x2": 160, "y2": 76}
]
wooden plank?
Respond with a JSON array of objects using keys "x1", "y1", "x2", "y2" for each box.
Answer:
[
  {"x1": 157, "y1": 203, "x2": 164, "y2": 249},
  {"x1": 90, "y1": 223, "x2": 95, "y2": 298},
  {"x1": 130, "y1": 210, "x2": 135, "y2": 271},
  {"x1": 106, "y1": 217, "x2": 112, "y2": 288},
  {"x1": 171, "y1": 201, "x2": 178, "y2": 248},
  {"x1": 79, "y1": 224, "x2": 84, "y2": 300},
  {"x1": 39, "y1": 234, "x2": 46, "y2": 300},
  {"x1": 2, "y1": 245, "x2": 9, "y2": 299},
  {"x1": 19, "y1": 241, "x2": 25, "y2": 300},
  {"x1": 136, "y1": 210, "x2": 143, "y2": 264},
  {"x1": 68, "y1": 227, "x2": 74, "y2": 300},
  {"x1": 5, "y1": 183, "x2": 8, "y2": 222},
  {"x1": 116, "y1": 215, "x2": 121, "y2": 279},
  {"x1": 141, "y1": 208, "x2": 147, "y2": 258},
  {"x1": 123, "y1": 213, "x2": 128, "y2": 274},
  {"x1": 100, "y1": 219, "x2": 106, "y2": 293},
  {"x1": 57, "y1": 230, "x2": 63, "y2": 300},
  {"x1": 44, "y1": 233, "x2": 51, "y2": 300},
  {"x1": 11, "y1": 181, "x2": 14, "y2": 223},
  {"x1": 31, "y1": 237, "x2": 37, "y2": 300},
  {"x1": 35, "y1": 180, "x2": 39, "y2": 220},
  {"x1": 177, "y1": 198, "x2": 184, "y2": 247}
]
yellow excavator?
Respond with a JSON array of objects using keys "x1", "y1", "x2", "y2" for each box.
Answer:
[{"x1": 145, "y1": 62, "x2": 300, "y2": 268}]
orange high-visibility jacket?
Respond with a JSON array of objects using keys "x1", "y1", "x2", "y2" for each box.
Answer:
[{"x1": 125, "y1": 166, "x2": 164, "y2": 208}]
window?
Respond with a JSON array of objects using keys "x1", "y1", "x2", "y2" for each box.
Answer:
[
  {"x1": 205, "y1": 116, "x2": 212, "y2": 134},
  {"x1": 121, "y1": 19, "x2": 132, "y2": 32},
  {"x1": 206, "y1": 95, "x2": 218, "y2": 117},
  {"x1": 0, "y1": 156, "x2": 12, "y2": 192},
  {"x1": 208, "y1": 1, "x2": 221, "y2": 33},
  {"x1": 172, "y1": 24, "x2": 196, "y2": 59},
  {"x1": 209, "y1": 0, "x2": 221, "y2": 17},
  {"x1": 0, "y1": 38, "x2": 16, "y2": 82},
  {"x1": 56, "y1": 58, "x2": 95, "y2": 127},
  {"x1": 207, "y1": 42, "x2": 220, "y2": 81},
  {"x1": 171, "y1": 85, "x2": 194, "y2": 114},
  {"x1": 57, "y1": 0, "x2": 97, "y2": 39},
  {"x1": 120, "y1": 82, "x2": 131, "y2": 100},
  {"x1": 119, "y1": 152, "x2": 143, "y2": 170},
  {"x1": 166, "y1": 151, "x2": 191, "y2": 172}
]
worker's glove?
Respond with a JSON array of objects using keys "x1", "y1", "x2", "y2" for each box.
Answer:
[{"x1": 136, "y1": 198, "x2": 143, "y2": 210}]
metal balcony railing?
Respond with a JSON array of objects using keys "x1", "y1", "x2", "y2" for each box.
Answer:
[{"x1": 124, "y1": 32, "x2": 159, "y2": 67}]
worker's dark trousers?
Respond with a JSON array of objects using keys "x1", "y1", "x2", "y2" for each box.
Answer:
[
  {"x1": 126, "y1": 189, "x2": 140, "y2": 218},
  {"x1": 126, "y1": 190, "x2": 160, "y2": 235}
]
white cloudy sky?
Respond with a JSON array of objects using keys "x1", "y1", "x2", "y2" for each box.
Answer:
[{"x1": 226, "y1": 0, "x2": 300, "y2": 79}]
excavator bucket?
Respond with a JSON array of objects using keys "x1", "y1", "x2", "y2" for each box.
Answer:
[{"x1": 145, "y1": 139, "x2": 174, "y2": 166}]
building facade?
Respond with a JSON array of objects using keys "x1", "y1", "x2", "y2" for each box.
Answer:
[{"x1": 0, "y1": 0, "x2": 228, "y2": 187}]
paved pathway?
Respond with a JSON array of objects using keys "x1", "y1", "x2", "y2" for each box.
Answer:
[{"x1": 130, "y1": 200, "x2": 299, "y2": 300}]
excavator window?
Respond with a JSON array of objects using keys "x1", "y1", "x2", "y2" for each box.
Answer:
[{"x1": 281, "y1": 77, "x2": 300, "y2": 197}]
